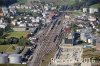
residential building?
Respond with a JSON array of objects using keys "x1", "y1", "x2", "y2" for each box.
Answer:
[
  {"x1": 83, "y1": 8, "x2": 87, "y2": 13},
  {"x1": 89, "y1": 8, "x2": 98, "y2": 14}
]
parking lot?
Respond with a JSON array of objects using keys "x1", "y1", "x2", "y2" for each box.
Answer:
[{"x1": 54, "y1": 45, "x2": 83, "y2": 65}]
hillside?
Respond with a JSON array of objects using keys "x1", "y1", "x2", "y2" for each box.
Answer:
[
  {"x1": 17, "y1": 0, "x2": 27, "y2": 4},
  {"x1": 90, "y1": 3, "x2": 100, "y2": 8},
  {"x1": 41, "y1": 0, "x2": 83, "y2": 6},
  {"x1": 16, "y1": 0, "x2": 84, "y2": 6},
  {"x1": 41, "y1": 0, "x2": 77, "y2": 5},
  {"x1": 0, "y1": 0, "x2": 100, "y2": 9}
]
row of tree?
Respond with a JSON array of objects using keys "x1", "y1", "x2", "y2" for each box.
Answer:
[
  {"x1": 0, "y1": 36, "x2": 29, "y2": 46},
  {"x1": 0, "y1": 25, "x2": 13, "y2": 38}
]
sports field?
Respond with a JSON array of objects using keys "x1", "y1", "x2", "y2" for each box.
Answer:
[{"x1": 0, "y1": 44, "x2": 17, "y2": 52}]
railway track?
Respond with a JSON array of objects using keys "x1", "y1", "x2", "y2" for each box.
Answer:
[{"x1": 28, "y1": 16, "x2": 64, "y2": 66}]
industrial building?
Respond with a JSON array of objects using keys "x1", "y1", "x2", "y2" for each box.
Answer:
[
  {"x1": 80, "y1": 29, "x2": 96, "y2": 45},
  {"x1": 8, "y1": 54, "x2": 22, "y2": 64},
  {"x1": 0, "y1": 53, "x2": 8, "y2": 64},
  {"x1": 63, "y1": 33, "x2": 74, "y2": 44},
  {"x1": 0, "y1": 53, "x2": 22, "y2": 64}
]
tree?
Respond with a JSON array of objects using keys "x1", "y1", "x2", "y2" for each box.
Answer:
[
  {"x1": 5, "y1": 25, "x2": 12, "y2": 32},
  {"x1": 70, "y1": 23, "x2": 78, "y2": 32},
  {"x1": 18, "y1": 37, "x2": 27, "y2": 46},
  {"x1": 0, "y1": 28, "x2": 4, "y2": 37},
  {"x1": 0, "y1": 39, "x2": 5, "y2": 45}
]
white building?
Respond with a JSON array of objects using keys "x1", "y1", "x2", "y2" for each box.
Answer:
[
  {"x1": 51, "y1": 7, "x2": 56, "y2": 10},
  {"x1": 89, "y1": 8, "x2": 98, "y2": 14},
  {"x1": 44, "y1": 4, "x2": 50, "y2": 11},
  {"x1": 16, "y1": 5, "x2": 21, "y2": 9},
  {"x1": 0, "y1": 24, "x2": 6, "y2": 28},
  {"x1": 19, "y1": 23, "x2": 26, "y2": 27},
  {"x1": 83, "y1": 8, "x2": 87, "y2": 13},
  {"x1": 42, "y1": 13, "x2": 46, "y2": 18},
  {"x1": 88, "y1": 16, "x2": 96, "y2": 22},
  {"x1": 20, "y1": 5, "x2": 24, "y2": 9},
  {"x1": 8, "y1": 54, "x2": 22, "y2": 64}
]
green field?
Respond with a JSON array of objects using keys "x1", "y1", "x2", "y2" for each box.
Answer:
[
  {"x1": 41, "y1": 0, "x2": 77, "y2": 5},
  {"x1": 17, "y1": 0, "x2": 80, "y2": 6},
  {"x1": 17, "y1": 0, "x2": 28, "y2": 4},
  {"x1": 6, "y1": 44, "x2": 17, "y2": 52},
  {"x1": 73, "y1": 11, "x2": 82, "y2": 15},
  {"x1": 7, "y1": 31, "x2": 28, "y2": 38},
  {"x1": 90, "y1": 3, "x2": 100, "y2": 8},
  {"x1": 67, "y1": 10, "x2": 82, "y2": 15},
  {"x1": 0, "y1": 44, "x2": 17, "y2": 52},
  {"x1": 57, "y1": 0, "x2": 76, "y2": 6},
  {"x1": 17, "y1": 9, "x2": 31, "y2": 13}
]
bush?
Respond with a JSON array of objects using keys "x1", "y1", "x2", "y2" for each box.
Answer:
[
  {"x1": 7, "y1": 37, "x2": 19, "y2": 44},
  {"x1": 18, "y1": 37, "x2": 27, "y2": 46}
]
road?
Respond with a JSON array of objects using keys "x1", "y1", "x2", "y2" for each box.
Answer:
[{"x1": 28, "y1": 15, "x2": 64, "y2": 66}]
